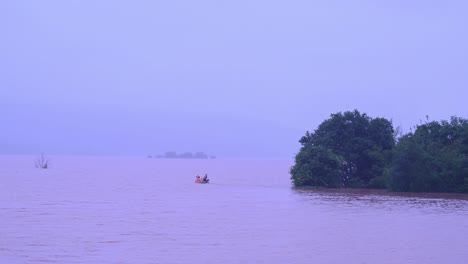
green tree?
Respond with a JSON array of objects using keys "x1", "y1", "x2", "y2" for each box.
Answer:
[
  {"x1": 388, "y1": 117, "x2": 468, "y2": 193},
  {"x1": 290, "y1": 145, "x2": 342, "y2": 188},
  {"x1": 291, "y1": 110, "x2": 395, "y2": 188}
]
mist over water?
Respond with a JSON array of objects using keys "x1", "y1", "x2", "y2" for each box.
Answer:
[
  {"x1": 1, "y1": 156, "x2": 467, "y2": 264},
  {"x1": 2, "y1": 1, "x2": 468, "y2": 263},
  {"x1": 2, "y1": 1, "x2": 468, "y2": 158}
]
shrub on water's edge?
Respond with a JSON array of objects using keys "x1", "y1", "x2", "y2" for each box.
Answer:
[{"x1": 291, "y1": 112, "x2": 468, "y2": 193}]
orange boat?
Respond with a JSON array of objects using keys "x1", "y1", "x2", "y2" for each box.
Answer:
[{"x1": 195, "y1": 175, "x2": 209, "y2": 184}]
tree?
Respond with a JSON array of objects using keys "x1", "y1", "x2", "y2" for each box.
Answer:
[
  {"x1": 179, "y1": 152, "x2": 194, "y2": 159},
  {"x1": 388, "y1": 117, "x2": 468, "y2": 193},
  {"x1": 290, "y1": 145, "x2": 342, "y2": 188},
  {"x1": 194, "y1": 152, "x2": 208, "y2": 159},
  {"x1": 291, "y1": 110, "x2": 395, "y2": 188},
  {"x1": 164, "y1": 151, "x2": 178, "y2": 158}
]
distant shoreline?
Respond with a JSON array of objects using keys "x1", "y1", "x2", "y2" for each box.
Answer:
[{"x1": 148, "y1": 151, "x2": 216, "y2": 159}]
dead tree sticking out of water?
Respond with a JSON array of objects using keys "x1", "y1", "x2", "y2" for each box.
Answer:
[{"x1": 35, "y1": 153, "x2": 49, "y2": 169}]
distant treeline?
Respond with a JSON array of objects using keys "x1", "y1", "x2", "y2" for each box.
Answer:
[
  {"x1": 148, "y1": 152, "x2": 216, "y2": 159},
  {"x1": 291, "y1": 110, "x2": 468, "y2": 193}
]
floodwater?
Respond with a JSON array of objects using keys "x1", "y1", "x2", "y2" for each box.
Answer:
[{"x1": 1, "y1": 156, "x2": 467, "y2": 264}]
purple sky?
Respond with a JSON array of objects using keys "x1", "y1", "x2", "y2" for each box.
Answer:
[{"x1": 1, "y1": 1, "x2": 467, "y2": 158}]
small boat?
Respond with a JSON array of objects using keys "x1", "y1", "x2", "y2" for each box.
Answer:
[
  {"x1": 195, "y1": 175, "x2": 209, "y2": 184},
  {"x1": 195, "y1": 180, "x2": 209, "y2": 184}
]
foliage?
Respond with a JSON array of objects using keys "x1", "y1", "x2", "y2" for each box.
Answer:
[
  {"x1": 291, "y1": 111, "x2": 468, "y2": 193},
  {"x1": 387, "y1": 117, "x2": 468, "y2": 193},
  {"x1": 291, "y1": 110, "x2": 395, "y2": 188},
  {"x1": 291, "y1": 145, "x2": 342, "y2": 188}
]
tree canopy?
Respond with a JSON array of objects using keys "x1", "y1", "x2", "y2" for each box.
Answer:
[
  {"x1": 387, "y1": 117, "x2": 468, "y2": 193},
  {"x1": 291, "y1": 111, "x2": 468, "y2": 193},
  {"x1": 291, "y1": 110, "x2": 395, "y2": 188}
]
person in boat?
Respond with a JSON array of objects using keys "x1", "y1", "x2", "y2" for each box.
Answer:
[{"x1": 202, "y1": 174, "x2": 209, "y2": 183}]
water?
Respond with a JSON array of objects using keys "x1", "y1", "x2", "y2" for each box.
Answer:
[{"x1": 1, "y1": 156, "x2": 467, "y2": 264}]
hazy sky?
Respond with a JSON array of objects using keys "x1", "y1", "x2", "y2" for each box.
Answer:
[{"x1": 1, "y1": 1, "x2": 467, "y2": 158}]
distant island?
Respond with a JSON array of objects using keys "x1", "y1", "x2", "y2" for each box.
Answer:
[
  {"x1": 291, "y1": 110, "x2": 468, "y2": 193},
  {"x1": 148, "y1": 152, "x2": 216, "y2": 159}
]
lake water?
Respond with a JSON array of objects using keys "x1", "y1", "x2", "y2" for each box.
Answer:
[{"x1": 1, "y1": 156, "x2": 467, "y2": 264}]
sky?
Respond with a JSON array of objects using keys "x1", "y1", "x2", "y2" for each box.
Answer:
[{"x1": 1, "y1": 0, "x2": 467, "y2": 158}]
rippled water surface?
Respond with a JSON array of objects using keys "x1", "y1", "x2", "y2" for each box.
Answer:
[{"x1": 1, "y1": 156, "x2": 467, "y2": 264}]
